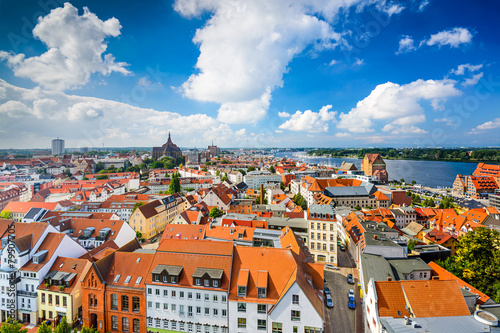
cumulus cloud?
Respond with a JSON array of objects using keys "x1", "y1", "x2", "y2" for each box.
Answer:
[
  {"x1": 396, "y1": 35, "x2": 416, "y2": 54},
  {"x1": 418, "y1": 0, "x2": 430, "y2": 11},
  {"x1": 328, "y1": 59, "x2": 339, "y2": 66},
  {"x1": 422, "y1": 27, "x2": 473, "y2": 48},
  {"x1": 337, "y1": 79, "x2": 461, "y2": 133},
  {"x1": 0, "y1": 3, "x2": 130, "y2": 91},
  {"x1": 450, "y1": 63, "x2": 483, "y2": 75},
  {"x1": 278, "y1": 111, "x2": 291, "y2": 118},
  {"x1": 0, "y1": 79, "x2": 258, "y2": 148},
  {"x1": 174, "y1": 0, "x2": 403, "y2": 124},
  {"x1": 382, "y1": 124, "x2": 428, "y2": 134},
  {"x1": 462, "y1": 72, "x2": 483, "y2": 87},
  {"x1": 354, "y1": 58, "x2": 364, "y2": 66},
  {"x1": 469, "y1": 118, "x2": 500, "y2": 134},
  {"x1": 279, "y1": 105, "x2": 337, "y2": 133}
]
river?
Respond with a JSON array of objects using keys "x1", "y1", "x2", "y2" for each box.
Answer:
[{"x1": 274, "y1": 152, "x2": 478, "y2": 188}]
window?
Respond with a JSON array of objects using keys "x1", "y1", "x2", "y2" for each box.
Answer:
[
  {"x1": 291, "y1": 310, "x2": 300, "y2": 321},
  {"x1": 222, "y1": 309, "x2": 227, "y2": 317},
  {"x1": 155, "y1": 289, "x2": 160, "y2": 296},
  {"x1": 330, "y1": 244, "x2": 334, "y2": 251},
  {"x1": 133, "y1": 297, "x2": 140, "y2": 312},
  {"x1": 156, "y1": 302, "x2": 160, "y2": 309},
  {"x1": 49, "y1": 294, "x2": 52, "y2": 304},
  {"x1": 310, "y1": 223, "x2": 314, "y2": 229},
  {"x1": 258, "y1": 319, "x2": 266, "y2": 330},
  {"x1": 179, "y1": 305, "x2": 185, "y2": 316},
  {"x1": 213, "y1": 308, "x2": 218, "y2": 316},
  {"x1": 147, "y1": 288, "x2": 152, "y2": 295},
  {"x1": 213, "y1": 295, "x2": 218, "y2": 302},
  {"x1": 171, "y1": 290, "x2": 176, "y2": 298},
  {"x1": 258, "y1": 304, "x2": 266, "y2": 314},
  {"x1": 205, "y1": 307, "x2": 210, "y2": 315},
  {"x1": 204, "y1": 294, "x2": 209, "y2": 301},
  {"x1": 170, "y1": 276, "x2": 176, "y2": 283},
  {"x1": 237, "y1": 286, "x2": 246, "y2": 297},
  {"x1": 171, "y1": 304, "x2": 176, "y2": 311},
  {"x1": 41, "y1": 293, "x2": 45, "y2": 303},
  {"x1": 154, "y1": 275, "x2": 159, "y2": 282},
  {"x1": 188, "y1": 292, "x2": 192, "y2": 299},
  {"x1": 304, "y1": 327, "x2": 321, "y2": 333},
  {"x1": 122, "y1": 295, "x2": 129, "y2": 311},
  {"x1": 188, "y1": 306, "x2": 193, "y2": 317},
  {"x1": 272, "y1": 322, "x2": 283, "y2": 333},
  {"x1": 237, "y1": 318, "x2": 246, "y2": 328},
  {"x1": 311, "y1": 243, "x2": 315, "y2": 250},
  {"x1": 195, "y1": 278, "x2": 201, "y2": 285},
  {"x1": 204, "y1": 280, "x2": 209, "y2": 287},
  {"x1": 122, "y1": 317, "x2": 129, "y2": 331},
  {"x1": 292, "y1": 294, "x2": 299, "y2": 304},
  {"x1": 163, "y1": 275, "x2": 168, "y2": 282},
  {"x1": 163, "y1": 303, "x2": 168, "y2": 310},
  {"x1": 196, "y1": 307, "x2": 201, "y2": 314},
  {"x1": 238, "y1": 302, "x2": 246, "y2": 312},
  {"x1": 163, "y1": 289, "x2": 168, "y2": 297},
  {"x1": 111, "y1": 316, "x2": 118, "y2": 330},
  {"x1": 221, "y1": 295, "x2": 227, "y2": 303},
  {"x1": 111, "y1": 294, "x2": 118, "y2": 310},
  {"x1": 133, "y1": 319, "x2": 140, "y2": 333},
  {"x1": 196, "y1": 293, "x2": 201, "y2": 300},
  {"x1": 257, "y1": 288, "x2": 266, "y2": 298},
  {"x1": 180, "y1": 291, "x2": 184, "y2": 298},
  {"x1": 147, "y1": 301, "x2": 152, "y2": 309},
  {"x1": 62, "y1": 296, "x2": 67, "y2": 307}
]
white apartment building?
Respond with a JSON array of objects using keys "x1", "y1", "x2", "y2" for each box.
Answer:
[
  {"x1": 308, "y1": 205, "x2": 338, "y2": 265},
  {"x1": 243, "y1": 171, "x2": 281, "y2": 190}
]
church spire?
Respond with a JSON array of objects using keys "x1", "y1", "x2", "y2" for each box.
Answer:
[{"x1": 167, "y1": 131, "x2": 172, "y2": 144}]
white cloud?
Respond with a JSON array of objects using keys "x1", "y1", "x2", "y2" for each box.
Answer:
[
  {"x1": 0, "y1": 3, "x2": 130, "y2": 91},
  {"x1": 422, "y1": 27, "x2": 473, "y2": 48},
  {"x1": 278, "y1": 111, "x2": 291, "y2": 118},
  {"x1": 450, "y1": 63, "x2": 483, "y2": 75},
  {"x1": 0, "y1": 79, "x2": 258, "y2": 148},
  {"x1": 337, "y1": 79, "x2": 461, "y2": 133},
  {"x1": 396, "y1": 35, "x2": 416, "y2": 54},
  {"x1": 328, "y1": 59, "x2": 339, "y2": 66},
  {"x1": 382, "y1": 124, "x2": 428, "y2": 134},
  {"x1": 354, "y1": 58, "x2": 364, "y2": 66},
  {"x1": 279, "y1": 105, "x2": 336, "y2": 133},
  {"x1": 335, "y1": 132, "x2": 349, "y2": 137},
  {"x1": 462, "y1": 72, "x2": 483, "y2": 87},
  {"x1": 469, "y1": 118, "x2": 500, "y2": 134},
  {"x1": 174, "y1": 0, "x2": 401, "y2": 124},
  {"x1": 418, "y1": 0, "x2": 430, "y2": 11}
]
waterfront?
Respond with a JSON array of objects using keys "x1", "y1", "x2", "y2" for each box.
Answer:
[{"x1": 275, "y1": 152, "x2": 478, "y2": 188}]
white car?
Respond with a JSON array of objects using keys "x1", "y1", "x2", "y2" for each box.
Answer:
[
  {"x1": 324, "y1": 264, "x2": 339, "y2": 270},
  {"x1": 348, "y1": 289, "x2": 355, "y2": 298}
]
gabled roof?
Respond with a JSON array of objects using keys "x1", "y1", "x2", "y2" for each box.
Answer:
[
  {"x1": 0, "y1": 221, "x2": 49, "y2": 251},
  {"x1": 157, "y1": 238, "x2": 234, "y2": 256},
  {"x1": 39, "y1": 257, "x2": 91, "y2": 294},
  {"x1": 105, "y1": 252, "x2": 155, "y2": 288},
  {"x1": 21, "y1": 233, "x2": 67, "y2": 272},
  {"x1": 136, "y1": 200, "x2": 163, "y2": 219}
]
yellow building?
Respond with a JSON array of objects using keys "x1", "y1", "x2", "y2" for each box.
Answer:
[
  {"x1": 129, "y1": 196, "x2": 182, "y2": 239},
  {"x1": 38, "y1": 257, "x2": 91, "y2": 325}
]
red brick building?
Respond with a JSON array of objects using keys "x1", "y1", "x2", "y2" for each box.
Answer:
[{"x1": 81, "y1": 243, "x2": 153, "y2": 332}]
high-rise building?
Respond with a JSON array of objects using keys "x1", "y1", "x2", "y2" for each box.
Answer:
[
  {"x1": 208, "y1": 141, "x2": 219, "y2": 158},
  {"x1": 51, "y1": 138, "x2": 65, "y2": 155}
]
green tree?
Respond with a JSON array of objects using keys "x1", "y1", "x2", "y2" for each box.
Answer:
[
  {"x1": 1, "y1": 318, "x2": 27, "y2": 333},
  {"x1": 36, "y1": 322, "x2": 52, "y2": 333},
  {"x1": 411, "y1": 180, "x2": 416, "y2": 185},
  {"x1": 136, "y1": 231, "x2": 142, "y2": 239},
  {"x1": 131, "y1": 202, "x2": 144, "y2": 214},
  {"x1": 400, "y1": 178, "x2": 405, "y2": 183},
  {"x1": 407, "y1": 239, "x2": 416, "y2": 251},
  {"x1": 95, "y1": 162, "x2": 105, "y2": 173},
  {"x1": 209, "y1": 207, "x2": 224, "y2": 218},
  {"x1": 80, "y1": 326, "x2": 98, "y2": 333},
  {"x1": 280, "y1": 182, "x2": 286, "y2": 191},
  {"x1": 247, "y1": 166, "x2": 256, "y2": 172},
  {"x1": 96, "y1": 175, "x2": 108, "y2": 180},
  {"x1": 353, "y1": 206, "x2": 361, "y2": 211},
  {"x1": 0, "y1": 210, "x2": 12, "y2": 219},
  {"x1": 201, "y1": 167, "x2": 208, "y2": 172},
  {"x1": 168, "y1": 172, "x2": 181, "y2": 194},
  {"x1": 216, "y1": 170, "x2": 221, "y2": 176},
  {"x1": 269, "y1": 165, "x2": 276, "y2": 174},
  {"x1": 221, "y1": 172, "x2": 228, "y2": 182},
  {"x1": 436, "y1": 227, "x2": 500, "y2": 303},
  {"x1": 237, "y1": 169, "x2": 246, "y2": 176},
  {"x1": 53, "y1": 317, "x2": 71, "y2": 333}
]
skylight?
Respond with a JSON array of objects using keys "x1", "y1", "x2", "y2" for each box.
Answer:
[
  {"x1": 113, "y1": 275, "x2": 121, "y2": 283},
  {"x1": 135, "y1": 277, "x2": 142, "y2": 284},
  {"x1": 124, "y1": 276, "x2": 131, "y2": 283}
]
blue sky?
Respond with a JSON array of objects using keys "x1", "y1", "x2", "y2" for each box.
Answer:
[{"x1": 0, "y1": 0, "x2": 499, "y2": 149}]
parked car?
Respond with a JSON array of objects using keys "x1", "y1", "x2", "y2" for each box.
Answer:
[
  {"x1": 149, "y1": 237, "x2": 158, "y2": 243},
  {"x1": 324, "y1": 287, "x2": 331, "y2": 295},
  {"x1": 325, "y1": 263, "x2": 334, "y2": 270},
  {"x1": 348, "y1": 289, "x2": 355, "y2": 298},
  {"x1": 347, "y1": 273, "x2": 354, "y2": 284},
  {"x1": 340, "y1": 245, "x2": 346, "y2": 251},
  {"x1": 348, "y1": 296, "x2": 356, "y2": 309},
  {"x1": 325, "y1": 294, "x2": 334, "y2": 308}
]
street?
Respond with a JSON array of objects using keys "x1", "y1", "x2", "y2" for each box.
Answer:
[{"x1": 324, "y1": 248, "x2": 362, "y2": 333}]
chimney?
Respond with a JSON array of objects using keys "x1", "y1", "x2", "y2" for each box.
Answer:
[
  {"x1": 260, "y1": 184, "x2": 264, "y2": 205},
  {"x1": 387, "y1": 277, "x2": 392, "y2": 281}
]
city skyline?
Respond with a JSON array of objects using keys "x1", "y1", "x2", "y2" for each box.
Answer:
[{"x1": 1, "y1": 0, "x2": 499, "y2": 149}]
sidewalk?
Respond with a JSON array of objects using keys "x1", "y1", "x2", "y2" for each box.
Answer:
[{"x1": 351, "y1": 267, "x2": 364, "y2": 333}]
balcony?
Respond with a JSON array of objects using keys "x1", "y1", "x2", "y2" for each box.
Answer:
[{"x1": 18, "y1": 290, "x2": 37, "y2": 298}]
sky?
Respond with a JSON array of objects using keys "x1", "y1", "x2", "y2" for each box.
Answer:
[{"x1": 0, "y1": 0, "x2": 499, "y2": 149}]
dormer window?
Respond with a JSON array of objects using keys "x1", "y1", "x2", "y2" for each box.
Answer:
[
  {"x1": 257, "y1": 288, "x2": 267, "y2": 298},
  {"x1": 195, "y1": 278, "x2": 201, "y2": 286},
  {"x1": 170, "y1": 276, "x2": 177, "y2": 284},
  {"x1": 154, "y1": 275, "x2": 159, "y2": 282}
]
